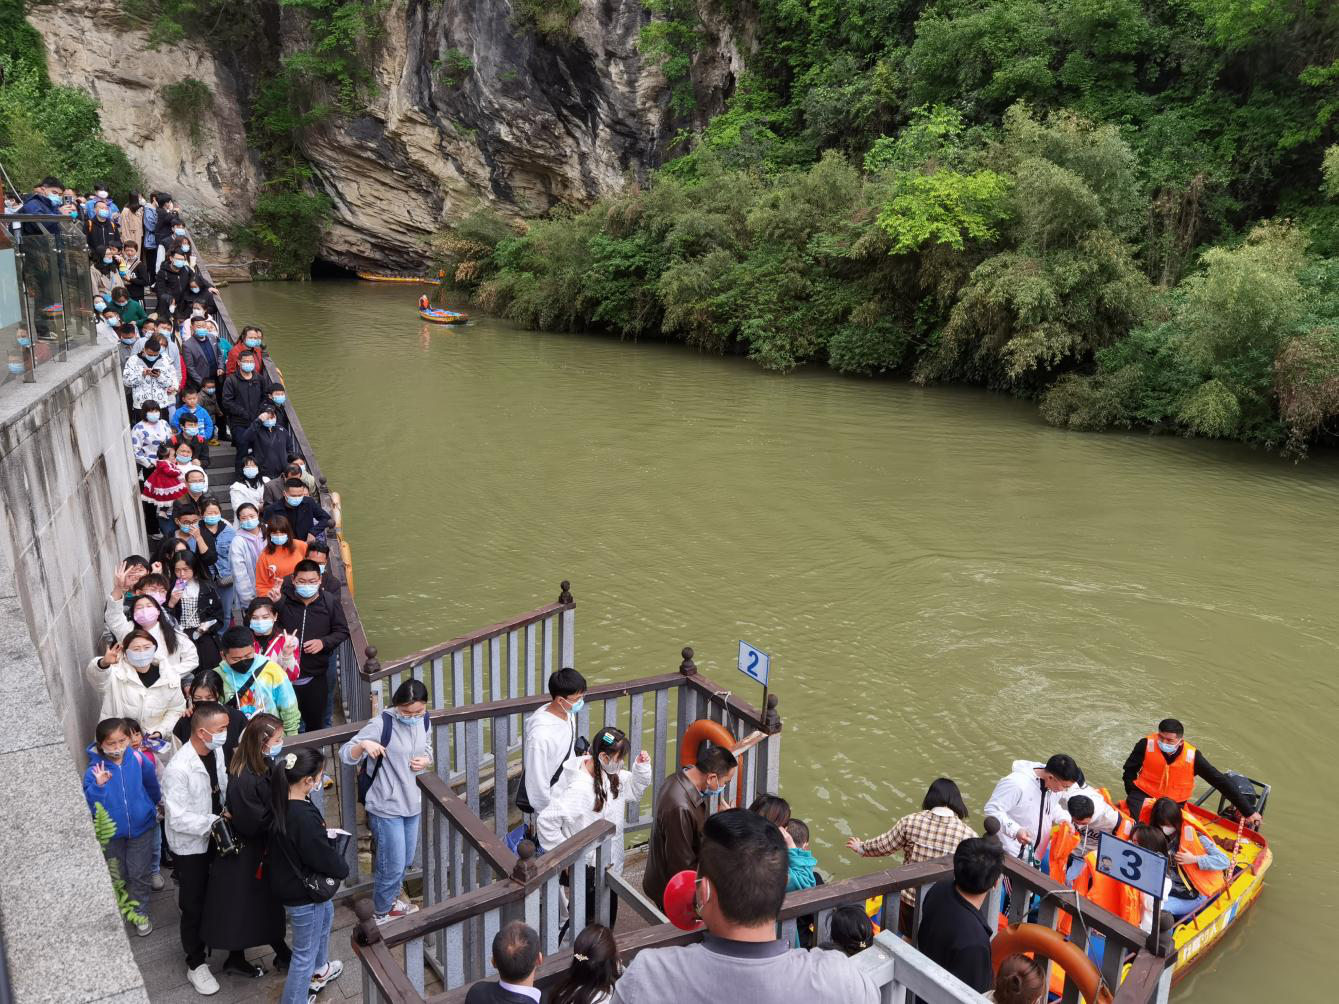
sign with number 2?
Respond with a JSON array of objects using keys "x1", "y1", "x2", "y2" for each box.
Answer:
[{"x1": 737, "y1": 640, "x2": 770, "y2": 686}]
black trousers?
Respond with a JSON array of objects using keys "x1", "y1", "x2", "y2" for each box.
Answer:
[
  {"x1": 295, "y1": 672, "x2": 329, "y2": 734},
  {"x1": 230, "y1": 424, "x2": 252, "y2": 475},
  {"x1": 175, "y1": 850, "x2": 212, "y2": 968}
]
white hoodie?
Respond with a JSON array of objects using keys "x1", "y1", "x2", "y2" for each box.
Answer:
[
  {"x1": 983, "y1": 759, "x2": 1071, "y2": 860},
  {"x1": 536, "y1": 755, "x2": 652, "y2": 873},
  {"x1": 522, "y1": 705, "x2": 577, "y2": 815}
]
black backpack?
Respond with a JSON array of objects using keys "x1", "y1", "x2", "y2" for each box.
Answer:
[{"x1": 356, "y1": 712, "x2": 430, "y2": 804}]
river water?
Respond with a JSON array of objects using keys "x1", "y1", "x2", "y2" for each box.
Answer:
[{"x1": 225, "y1": 280, "x2": 1335, "y2": 1000}]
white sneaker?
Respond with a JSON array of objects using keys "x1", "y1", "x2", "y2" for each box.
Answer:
[
  {"x1": 309, "y1": 959, "x2": 343, "y2": 992},
  {"x1": 134, "y1": 918, "x2": 153, "y2": 937},
  {"x1": 373, "y1": 913, "x2": 392, "y2": 926},
  {"x1": 186, "y1": 964, "x2": 220, "y2": 996},
  {"x1": 150, "y1": 872, "x2": 165, "y2": 891},
  {"x1": 392, "y1": 898, "x2": 419, "y2": 914}
]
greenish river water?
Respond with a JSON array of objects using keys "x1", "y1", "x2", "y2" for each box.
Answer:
[{"x1": 224, "y1": 280, "x2": 1336, "y2": 1001}]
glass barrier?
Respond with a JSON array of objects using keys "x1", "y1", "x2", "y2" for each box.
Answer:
[{"x1": 0, "y1": 215, "x2": 97, "y2": 393}]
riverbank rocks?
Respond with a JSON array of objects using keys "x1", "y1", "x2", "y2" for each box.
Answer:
[{"x1": 28, "y1": 0, "x2": 260, "y2": 250}]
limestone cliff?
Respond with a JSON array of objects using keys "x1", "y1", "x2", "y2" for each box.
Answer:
[
  {"x1": 33, "y1": 0, "x2": 744, "y2": 272},
  {"x1": 305, "y1": 0, "x2": 744, "y2": 271},
  {"x1": 30, "y1": 0, "x2": 260, "y2": 243}
]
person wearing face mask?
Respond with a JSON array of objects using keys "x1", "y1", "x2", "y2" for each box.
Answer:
[
  {"x1": 90, "y1": 241, "x2": 122, "y2": 295},
  {"x1": 225, "y1": 325, "x2": 267, "y2": 376},
  {"x1": 121, "y1": 240, "x2": 153, "y2": 301},
  {"x1": 254, "y1": 514, "x2": 307, "y2": 601},
  {"x1": 200, "y1": 713, "x2": 293, "y2": 978},
  {"x1": 229, "y1": 504, "x2": 266, "y2": 610},
  {"x1": 137, "y1": 314, "x2": 185, "y2": 376},
  {"x1": 642, "y1": 743, "x2": 739, "y2": 911},
  {"x1": 124, "y1": 334, "x2": 181, "y2": 410},
  {"x1": 83, "y1": 717, "x2": 162, "y2": 938},
  {"x1": 18, "y1": 175, "x2": 63, "y2": 236},
  {"x1": 116, "y1": 322, "x2": 142, "y2": 375},
  {"x1": 1121, "y1": 718, "x2": 1262, "y2": 826},
  {"x1": 340, "y1": 679, "x2": 433, "y2": 923},
  {"x1": 110, "y1": 284, "x2": 148, "y2": 325},
  {"x1": 182, "y1": 275, "x2": 218, "y2": 318},
  {"x1": 538, "y1": 726, "x2": 651, "y2": 930},
  {"x1": 171, "y1": 384, "x2": 215, "y2": 441},
  {"x1": 162, "y1": 701, "x2": 231, "y2": 996},
  {"x1": 169, "y1": 411, "x2": 212, "y2": 469},
  {"x1": 275, "y1": 560, "x2": 349, "y2": 732},
  {"x1": 104, "y1": 576, "x2": 200, "y2": 680},
  {"x1": 131, "y1": 401, "x2": 173, "y2": 474},
  {"x1": 144, "y1": 192, "x2": 164, "y2": 263},
  {"x1": 223, "y1": 349, "x2": 277, "y2": 474},
  {"x1": 231, "y1": 458, "x2": 269, "y2": 514},
  {"x1": 166, "y1": 549, "x2": 225, "y2": 668},
  {"x1": 983, "y1": 753, "x2": 1084, "y2": 862},
  {"x1": 262, "y1": 461, "x2": 312, "y2": 507},
  {"x1": 198, "y1": 498, "x2": 236, "y2": 621},
  {"x1": 520, "y1": 668, "x2": 589, "y2": 820},
  {"x1": 263, "y1": 478, "x2": 331, "y2": 545},
  {"x1": 182, "y1": 312, "x2": 223, "y2": 390},
  {"x1": 171, "y1": 501, "x2": 219, "y2": 566},
  {"x1": 154, "y1": 243, "x2": 198, "y2": 319},
  {"x1": 1148, "y1": 796, "x2": 1230, "y2": 919},
  {"x1": 153, "y1": 207, "x2": 185, "y2": 270},
  {"x1": 246, "y1": 404, "x2": 291, "y2": 479},
  {"x1": 216, "y1": 627, "x2": 300, "y2": 733},
  {"x1": 1046, "y1": 794, "x2": 1131, "y2": 889},
  {"x1": 293, "y1": 539, "x2": 341, "y2": 596},
  {"x1": 86, "y1": 628, "x2": 188, "y2": 748},
  {"x1": 142, "y1": 444, "x2": 189, "y2": 538},
  {"x1": 268, "y1": 748, "x2": 349, "y2": 1003},
  {"x1": 120, "y1": 191, "x2": 144, "y2": 248}
]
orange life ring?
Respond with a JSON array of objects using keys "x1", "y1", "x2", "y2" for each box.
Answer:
[
  {"x1": 679, "y1": 719, "x2": 736, "y2": 768},
  {"x1": 991, "y1": 923, "x2": 1114, "y2": 1004}
]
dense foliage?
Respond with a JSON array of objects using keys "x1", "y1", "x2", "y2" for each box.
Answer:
[
  {"x1": 0, "y1": 0, "x2": 138, "y2": 194},
  {"x1": 433, "y1": 0, "x2": 1339, "y2": 452}
]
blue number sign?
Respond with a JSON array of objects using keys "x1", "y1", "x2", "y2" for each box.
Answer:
[
  {"x1": 1095, "y1": 831, "x2": 1168, "y2": 900},
  {"x1": 737, "y1": 641, "x2": 770, "y2": 687}
]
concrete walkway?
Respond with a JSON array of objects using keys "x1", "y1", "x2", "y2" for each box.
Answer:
[{"x1": 128, "y1": 874, "x2": 365, "y2": 1003}]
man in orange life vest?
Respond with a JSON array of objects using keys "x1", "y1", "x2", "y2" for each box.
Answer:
[{"x1": 1121, "y1": 718, "x2": 1261, "y2": 826}]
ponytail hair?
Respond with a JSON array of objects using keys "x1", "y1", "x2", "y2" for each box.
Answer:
[
  {"x1": 270, "y1": 747, "x2": 324, "y2": 835},
  {"x1": 590, "y1": 727, "x2": 629, "y2": 813}
]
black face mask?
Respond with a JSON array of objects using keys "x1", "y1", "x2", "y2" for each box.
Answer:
[{"x1": 228, "y1": 657, "x2": 254, "y2": 674}]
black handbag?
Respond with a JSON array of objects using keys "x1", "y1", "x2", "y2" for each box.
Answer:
[
  {"x1": 275, "y1": 828, "x2": 348, "y2": 903},
  {"x1": 210, "y1": 815, "x2": 241, "y2": 857}
]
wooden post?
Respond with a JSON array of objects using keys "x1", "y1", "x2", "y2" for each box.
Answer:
[
  {"x1": 676, "y1": 646, "x2": 698, "y2": 762},
  {"x1": 559, "y1": 579, "x2": 575, "y2": 669},
  {"x1": 361, "y1": 645, "x2": 380, "y2": 719}
]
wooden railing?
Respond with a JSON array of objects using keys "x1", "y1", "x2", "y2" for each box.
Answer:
[{"x1": 354, "y1": 836, "x2": 1171, "y2": 1004}]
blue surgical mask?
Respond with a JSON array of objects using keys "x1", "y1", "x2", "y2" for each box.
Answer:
[
  {"x1": 285, "y1": 496, "x2": 302, "y2": 507},
  {"x1": 188, "y1": 481, "x2": 206, "y2": 494},
  {"x1": 182, "y1": 427, "x2": 198, "y2": 438},
  {"x1": 269, "y1": 534, "x2": 288, "y2": 546},
  {"x1": 120, "y1": 336, "x2": 137, "y2": 346},
  {"x1": 181, "y1": 244, "x2": 191, "y2": 253},
  {"x1": 205, "y1": 729, "x2": 227, "y2": 751},
  {"x1": 204, "y1": 387, "x2": 215, "y2": 395},
  {"x1": 17, "y1": 336, "x2": 31, "y2": 347},
  {"x1": 249, "y1": 618, "x2": 273, "y2": 634},
  {"x1": 45, "y1": 192, "x2": 62, "y2": 206},
  {"x1": 142, "y1": 353, "x2": 159, "y2": 363},
  {"x1": 317, "y1": 563, "x2": 326, "y2": 575},
  {"x1": 202, "y1": 513, "x2": 221, "y2": 526},
  {"x1": 240, "y1": 361, "x2": 255, "y2": 373},
  {"x1": 265, "y1": 741, "x2": 283, "y2": 759},
  {"x1": 242, "y1": 466, "x2": 259, "y2": 479},
  {"x1": 93, "y1": 299, "x2": 106, "y2": 311},
  {"x1": 567, "y1": 697, "x2": 585, "y2": 715},
  {"x1": 262, "y1": 418, "x2": 276, "y2": 429},
  {"x1": 272, "y1": 393, "x2": 286, "y2": 405},
  {"x1": 704, "y1": 782, "x2": 729, "y2": 799},
  {"x1": 240, "y1": 517, "x2": 259, "y2": 531},
  {"x1": 295, "y1": 582, "x2": 319, "y2": 599},
  {"x1": 145, "y1": 411, "x2": 160, "y2": 422},
  {"x1": 194, "y1": 329, "x2": 208, "y2": 339},
  {"x1": 176, "y1": 453, "x2": 192, "y2": 464},
  {"x1": 7, "y1": 362, "x2": 23, "y2": 375},
  {"x1": 392, "y1": 711, "x2": 423, "y2": 726},
  {"x1": 171, "y1": 258, "x2": 187, "y2": 269},
  {"x1": 1157, "y1": 740, "x2": 1181, "y2": 755},
  {"x1": 173, "y1": 227, "x2": 186, "y2": 237},
  {"x1": 245, "y1": 338, "x2": 262, "y2": 348},
  {"x1": 102, "y1": 254, "x2": 113, "y2": 264}
]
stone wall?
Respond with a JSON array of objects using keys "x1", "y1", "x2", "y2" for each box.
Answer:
[{"x1": 0, "y1": 344, "x2": 148, "y2": 1002}]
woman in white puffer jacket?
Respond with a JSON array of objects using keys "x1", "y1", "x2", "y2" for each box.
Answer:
[{"x1": 537, "y1": 726, "x2": 651, "y2": 930}]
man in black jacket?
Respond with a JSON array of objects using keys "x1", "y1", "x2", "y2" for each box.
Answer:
[
  {"x1": 275, "y1": 561, "x2": 349, "y2": 732},
  {"x1": 222, "y1": 349, "x2": 275, "y2": 473},
  {"x1": 153, "y1": 250, "x2": 197, "y2": 319},
  {"x1": 263, "y1": 479, "x2": 332, "y2": 544},
  {"x1": 246, "y1": 406, "x2": 291, "y2": 478},
  {"x1": 463, "y1": 922, "x2": 542, "y2": 1004},
  {"x1": 914, "y1": 837, "x2": 1002, "y2": 997}
]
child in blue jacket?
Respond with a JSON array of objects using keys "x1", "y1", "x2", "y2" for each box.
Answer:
[{"x1": 83, "y1": 717, "x2": 161, "y2": 937}]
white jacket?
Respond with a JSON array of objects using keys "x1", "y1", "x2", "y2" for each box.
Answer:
[
  {"x1": 85, "y1": 654, "x2": 187, "y2": 748},
  {"x1": 229, "y1": 477, "x2": 267, "y2": 517},
  {"x1": 537, "y1": 755, "x2": 652, "y2": 873},
  {"x1": 522, "y1": 705, "x2": 577, "y2": 815},
  {"x1": 1058, "y1": 783, "x2": 1121, "y2": 852},
  {"x1": 104, "y1": 594, "x2": 200, "y2": 679},
  {"x1": 984, "y1": 759, "x2": 1070, "y2": 859},
  {"x1": 162, "y1": 741, "x2": 227, "y2": 855},
  {"x1": 229, "y1": 527, "x2": 265, "y2": 605}
]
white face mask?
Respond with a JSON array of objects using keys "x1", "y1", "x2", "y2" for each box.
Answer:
[{"x1": 1161, "y1": 825, "x2": 1177, "y2": 836}]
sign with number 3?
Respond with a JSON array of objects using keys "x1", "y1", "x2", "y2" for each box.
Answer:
[{"x1": 1096, "y1": 831, "x2": 1168, "y2": 899}]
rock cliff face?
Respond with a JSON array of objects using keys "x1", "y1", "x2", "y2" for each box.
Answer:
[
  {"x1": 307, "y1": 0, "x2": 743, "y2": 271},
  {"x1": 30, "y1": 0, "x2": 260, "y2": 234},
  {"x1": 33, "y1": 0, "x2": 745, "y2": 272}
]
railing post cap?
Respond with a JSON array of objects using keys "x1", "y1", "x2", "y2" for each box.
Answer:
[
  {"x1": 679, "y1": 647, "x2": 697, "y2": 676},
  {"x1": 762, "y1": 692, "x2": 781, "y2": 732},
  {"x1": 558, "y1": 580, "x2": 573, "y2": 604},
  {"x1": 352, "y1": 896, "x2": 382, "y2": 945},
  {"x1": 511, "y1": 839, "x2": 539, "y2": 883}
]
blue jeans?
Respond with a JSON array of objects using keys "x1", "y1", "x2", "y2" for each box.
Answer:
[
  {"x1": 282, "y1": 900, "x2": 333, "y2": 1004},
  {"x1": 1165, "y1": 892, "x2": 1207, "y2": 918},
  {"x1": 368, "y1": 811, "x2": 420, "y2": 916}
]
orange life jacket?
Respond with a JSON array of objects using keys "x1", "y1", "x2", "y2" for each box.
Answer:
[
  {"x1": 1074, "y1": 850, "x2": 1144, "y2": 926},
  {"x1": 1176, "y1": 822, "x2": 1227, "y2": 898},
  {"x1": 1134, "y1": 734, "x2": 1196, "y2": 804},
  {"x1": 1048, "y1": 822, "x2": 1083, "y2": 885}
]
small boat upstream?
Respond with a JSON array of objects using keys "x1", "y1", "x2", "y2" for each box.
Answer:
[
  {"x1": 416, "y1": 292, "x2": 469, "y2": 325},
  {"x1": 356, "y1": 271, "x2": 440, "y2": 285}
]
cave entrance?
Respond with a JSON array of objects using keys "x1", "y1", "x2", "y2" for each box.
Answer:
[{"x1": 312, "y1": 258, "x2": 358, "y2": 280}]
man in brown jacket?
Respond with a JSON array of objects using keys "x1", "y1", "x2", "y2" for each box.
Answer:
[{"x1": 642, "y1": 744, "x2": 738, "y2": 909}]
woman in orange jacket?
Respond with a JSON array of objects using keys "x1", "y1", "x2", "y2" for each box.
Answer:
[{"x1": 253, "y1": 515, "x2": 308, "y2": 600}]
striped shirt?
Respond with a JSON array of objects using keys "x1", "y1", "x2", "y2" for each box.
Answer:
[{"x1": 854, "y1": 807, "x2": 977, "y2": 904}]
